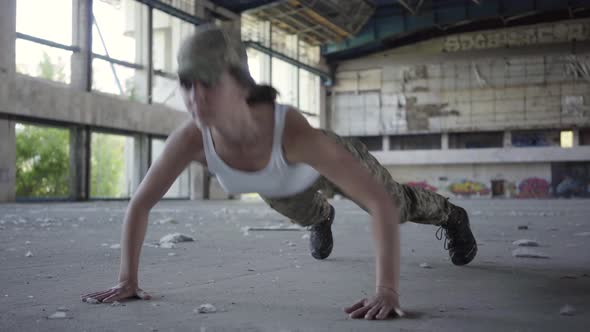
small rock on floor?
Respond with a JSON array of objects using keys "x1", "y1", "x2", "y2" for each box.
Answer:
[
  {"x1": 512, "y1": 239, "x2": 539, "y2": 247},
  {"x1": 25, "y1": 251, "x2": 33, "y2": 257},
  {"x1": 517, "y1": 225, "x2": 529, "y2": 230},
  {"x1": 157, "y1": 217, "x2": 177, "y2": 225},
  {"x1": 512, "y1": 248, "x2": 549, "y2": 259},
  {"x1": 419, "y1": 263, "x2": 432, "y2": 269},
  {"x1": 559, "y1": 304, "x2": 575, "y2": 316},
  {"x1": 48, "y1": 311, "x2": 67, "y2": 319},
  {"x1": 159, "y1": 233, "x2": 194, "y2": 244},
  {"x1": 195, "y1": 303, "x2": 217, "y2": 314}
]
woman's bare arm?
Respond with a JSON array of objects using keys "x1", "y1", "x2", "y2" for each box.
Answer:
[
  {"x1": 283, "y1": 108, "x2": 402, "y2": 320},
  {"x1": 82, "y1": 120, "x2": 204, "y2": 302},
  {"x1": 119, "y1": 120, "x2": 204, "y2": 282}
]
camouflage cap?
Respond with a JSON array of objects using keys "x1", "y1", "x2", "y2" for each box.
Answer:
[{"x1": 177, "y1": 25, "x2": 254, "y2": 86}]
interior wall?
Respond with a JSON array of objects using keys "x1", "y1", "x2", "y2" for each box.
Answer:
[{"x1": 329, "y1": 18, "x2": 590, "y2": 136}]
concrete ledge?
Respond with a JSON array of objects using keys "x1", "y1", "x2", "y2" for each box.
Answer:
[
  {"x1": 0, "y1": 72, "x2": 188, "y2": 136},
  {"x1": 372, "y1": 146, "x2": 590, "y2": 165}
]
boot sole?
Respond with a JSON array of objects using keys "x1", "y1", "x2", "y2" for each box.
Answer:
[{"x1": 450, "y1": 242, "x2": 478, "y2": 266}]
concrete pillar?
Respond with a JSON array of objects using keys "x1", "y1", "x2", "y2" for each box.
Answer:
[
  {"x1": 441, "y1": 133, "x2": 449, "y2": 150},
  {"x1": 190, "y1": 163, "x2": 210, "y2": 200},
  {"x1": 382, "y1": 135, "x2": 390, "y2": 151},
  {"x1": 503, "y1": 130, "x2": 512, "y2": 148},
  {"x1": 319, "y1": 84, "x2": 327, "y2": 129},
  {"x1": 71, "y1": 0, "x2": 92, "y2": 91},
  {"x1": 0, "y1": 0, "x2": 16, "y2": 75},
  {"x1": 0, "y1": 119, "x2": 16, "y2": 202},
  {"x1": 134, "y1": 3, "x2": 150, "y2": 103},
  {"x1": 69, "y1": 126, "x2": 90, "y2": 200},
  {"x1": 132, "y1": 134, "x2": 150, "y2": 194}
]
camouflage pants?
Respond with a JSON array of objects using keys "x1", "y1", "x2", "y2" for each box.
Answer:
[{"x1": 261, "y1": 130, "x2": 453, "y2": 227}]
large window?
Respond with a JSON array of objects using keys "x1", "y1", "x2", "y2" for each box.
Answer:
[
  {"x1": 581, "y1": 128, "x2": 590, "y2": 146},
  {"x1": 90, "y1": 132, "x2": 135, "y2": 199},
  {"x1": 151, "y1": 9, "x2": 196, "y2": 111},
  {"x1": 449, "y1": 132, "x2": 503, "y2": 149},
  {"x1": 15, "y1": 123, "x2": 70, "y2": 199},
  {"x1": 91, "y1": 0, "x2": 148, "y2": 101},
  {"x1": 390, "y1": 134, "x2": 442, "y2": 150},
  {"x1": 299, "y1": 68, "x2": 320, "y2": 127},
  {"x1": 247, "y1": 48, "x2": 271, "y2": 84},
  {"x1": 511, "y1": 130, "x2": 560, "y2": 147},
  {"x1": 356, "y1": 136, "x2": 383, "y2": 151},
  {"x1": 272, "y1": 57, "x2": 298, "y2": 107},
  {"x1": 151, "y1": 138, "x2": 191, "y2": 198},
  {"x1": 15, "y1": 0, "x2": 73, "y2": 83},
  {"x1": 242, "y1": 15, "x2": 322, "y2": 128}
]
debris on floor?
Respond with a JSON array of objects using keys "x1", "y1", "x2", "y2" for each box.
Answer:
[
  {"x1": 110, "y1": 244, "x2": 121, "y2": 249},
  {"x1": 111, "y1": 301, "x2": 124, "y2": 307},
  {"x1": 419, "y1": 263, "x2": 432, "y2": 269},
  {"x1": 159, "y1": 233, "x2": 194, "y2": 245},
  {"x1": 48, "y1": 311, "x2": 67, "y2": 319},
  {"x1": 559, "y1": 304, "x2": 575, "y2": 316},
  {"x1": 168, "y1": 252, "x2": 177, "y2": 256},
  {"x1": 512, "y1": 239, "x2": 539, "y2": 247},
  {"x1": 517, "y1": 225, "x2": 529, "y2": 230},
  {"x1": 159, "y1": 242, "x2": 176, "y2": 249},
  {"x1": 243, "y1": 225, "x2": 304, "y2": 232},
  {"x1": 156, "y1": 218, "x2": 177, "y2": 225},
  {"x1": 301, "y1": 233, "x2": 310, "y2": 240},
  {"x1": 512, "y1": 248, "x2": 549, "y2": 259},
  {"x1": 560, "y1": 275, "x2": 577, "y2": 279},
  {"x1": 240, "y1": 226, "x2": 250, "y2": 236},
  {"x1": 195, "y1": 303, "x2": 217, "y2": 314},
  {"x1": 84, "y1": 298, "x2": 100, "y2": 304},
  {"x1": 25, "y1": 251, "x2": 33, "y2": 257}
]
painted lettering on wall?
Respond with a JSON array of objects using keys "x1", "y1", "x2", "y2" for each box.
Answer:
[
  {"x1": 448, "y1": 180, "x2": 491, "y2": 197},
  {"x1": 443, "y1": 20, "x2": 590, "y2": 52}
]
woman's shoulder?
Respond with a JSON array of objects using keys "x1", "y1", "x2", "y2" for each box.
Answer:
[{"x1": 175, "y1": 119, "x2": 206, "y2": 164}]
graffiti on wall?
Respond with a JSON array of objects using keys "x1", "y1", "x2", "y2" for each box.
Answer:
[
  {"x1": 552, "y1": 162, "x2": 590, "y2": 198},
  {"x1": 448, "y1": 180, "x2": 491, "y2": 197},
  {"x1": 405, "y1": 181, "x2": 438, "y2": 192},
  {"x1": 517, "y1": 177, "x2": 551, "y2": 198}
]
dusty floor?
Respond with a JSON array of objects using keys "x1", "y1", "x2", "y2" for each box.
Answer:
[{"x1": 1, "y1": 198, "x2": 589, "y2": 332}]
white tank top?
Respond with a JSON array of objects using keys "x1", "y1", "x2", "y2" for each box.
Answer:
[{"x1": 202, "y1": 104, "x2": 320, "y2": 198}]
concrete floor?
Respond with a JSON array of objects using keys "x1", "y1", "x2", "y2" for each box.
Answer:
[{"x1": 1, "y1": 198, "x2": 589, "y2": 332}]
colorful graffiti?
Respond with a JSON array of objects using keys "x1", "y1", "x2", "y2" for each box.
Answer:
[
  {"x1": 448, "y1": 180, "x2": 491, "y2": 197},
  {"x1": 517, "y1": 177, "x2": 550, "y2": 198},
  {"x1": 405, "y1": 181, "x2": 438, "y2": 192}
]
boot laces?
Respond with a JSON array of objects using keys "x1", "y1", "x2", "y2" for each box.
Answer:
[{"x1": 436, "y1": 224, "x2": 459, "y2": 250}]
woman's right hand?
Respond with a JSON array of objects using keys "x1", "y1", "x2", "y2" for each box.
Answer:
[{"x1": 81, "y1": 281, "x2": 151, "y2": 303}]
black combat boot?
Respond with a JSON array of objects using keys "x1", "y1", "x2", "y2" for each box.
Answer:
[
  {"x1": 309, "y1": 205, "x2": 335, "y2": 260},
  {"x1": 436, "y1": 205, "x2": 477, "y2": 266}
]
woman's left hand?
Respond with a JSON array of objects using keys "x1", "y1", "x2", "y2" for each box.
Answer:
[{"x1": 344, "y1": 287, "x2": 405, "y2": 320}]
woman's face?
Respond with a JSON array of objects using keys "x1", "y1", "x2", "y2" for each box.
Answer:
[{"x1": 180, "y1": 69, "x2": 248, "y2": 127}]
